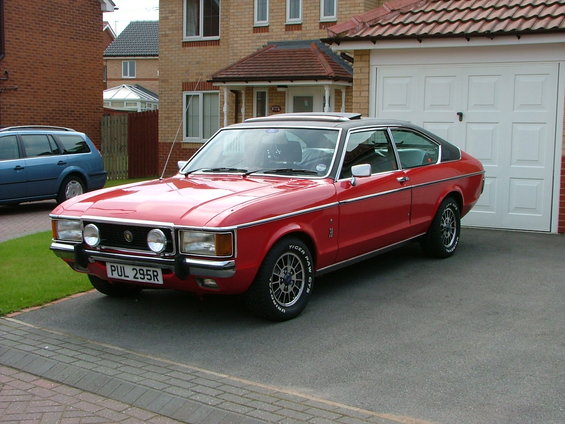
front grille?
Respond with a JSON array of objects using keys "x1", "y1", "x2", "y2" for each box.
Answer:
[{"x1": 84, "y1": 221, "x2": 174, "y2": 254}]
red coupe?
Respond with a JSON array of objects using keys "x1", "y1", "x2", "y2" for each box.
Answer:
[{"x1": 50, "y1": 113, "x2": 484, "y2": 320}]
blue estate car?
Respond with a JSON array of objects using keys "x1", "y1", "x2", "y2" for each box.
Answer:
[{"x1": 0, "y1": 126, "x2": 107, "y2": 205}]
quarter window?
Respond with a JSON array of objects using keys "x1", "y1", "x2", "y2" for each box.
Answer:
[
  {"x1": 340, "y1": 129, "x2": 397, "y2": 178},
  {"x1": 122, "y1": 60, "x2": 136, "y2": 78},
  {"x1": 286, "y1": 0, "x2": 302, "y2": 23},
  {"x1": 254, "y1": 0, "x2": 268, "y2": 26},
  {"x1": 184, "y1": 92, "x2": 220, "y2": 141},
  {"x1": 184, "y1": 0, "x2": 220, "y2": 39},
  {"x1": 58, "y1": 135, "x2": 91, "y2": 154},
  {"x1": 390, "y1": 129, "x2": 440, "y2": 168},
  {"x1": 320, "y1": 0, "x2": 337, "y2": 21}
]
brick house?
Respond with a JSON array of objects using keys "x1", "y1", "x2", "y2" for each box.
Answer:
[
  {"x1": 0, "y1": 0, "x2": 115, "y2": 147},
  {"x1": 324, "y1": 0, "x2": 565, "y2": 233},
  {"x1": 104, "y1": 21, "x2": 159, "y2": 96},
  {"x1": 158, "y1": 0, "x2": 386, "y2": 175}
]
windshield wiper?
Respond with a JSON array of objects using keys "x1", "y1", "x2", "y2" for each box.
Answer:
[
  {"x1": 246, "y1": 168, "x2": 319, "y2": 176},
  {"x1": 184, "y1": 167, "x2": 249, "y2": 175}
]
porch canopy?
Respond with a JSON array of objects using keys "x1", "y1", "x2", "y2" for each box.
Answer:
[{"x1": 209, "y1": 40, "x2": 353, "y2": 124}]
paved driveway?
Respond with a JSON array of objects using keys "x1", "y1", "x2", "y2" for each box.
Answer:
[
  {"x1": 11, "y1": 227, "x2": 565, "y2": 424},
  {"x1": 0, "y1": 201, "x2": 55, "y2": 242}
]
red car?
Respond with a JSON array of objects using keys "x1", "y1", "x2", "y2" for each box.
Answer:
[{"x1": 50, "y1": 113, "x2": 484, "y2": 320}]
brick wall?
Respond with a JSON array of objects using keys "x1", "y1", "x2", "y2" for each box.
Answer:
[
  {"x1": 105, "y1": 57, "x2": 159, "y2": 94},
  {"x1": 159, "y1": 0, "x2": 387, "y2": 171},
  {"x1": 0, "y1": 0, "x2": 106, "y2": 147}
]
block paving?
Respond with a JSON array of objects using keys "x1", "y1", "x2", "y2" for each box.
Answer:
[{"x1": 0, "y1": 318, "x2": 414, "y2": 424}]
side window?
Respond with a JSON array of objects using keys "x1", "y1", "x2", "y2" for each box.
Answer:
[
  {"x1": 340, "y1": 129, "x2": 397, "y2": 179},
  {"x1": 122, "y1": 60, "x2": 136, "y2": 78},
  {"x1": 57, "y1": 135, "x2": 91, "y2": 154},
  {"x1": 0, "y1": 135, "x2": 20, "y2": 160},
  {"x1": 21, "y1": 135, "x2": 60, "y2": 158},
  {"x1": 391, "y1": 129, "x2": 439, "y2": 168}
]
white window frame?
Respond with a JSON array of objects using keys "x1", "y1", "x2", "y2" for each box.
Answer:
[
  {"x1": 286, "y1": 0, "x2": 302, "y2": 24},
  {"x1": 253, "y1": 89, "x2": 269, "y2": 117},
  {"x1": 122, "y1": 60, "x2": 136, "y2": 78},
  {"x1": 320, "y1": 0, "x2": 337, "y2": 22},
  {"x1": 183, "y1": 0, "x2": 221, "y2": 41},
  {"x1": 183, "y1": 91, "x2": 220, "y2": 142},
  {"x1": 254, "y1": 0, "x2": 269, "y2": 26}
]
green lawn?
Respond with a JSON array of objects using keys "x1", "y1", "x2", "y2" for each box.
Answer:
[{"x1": 0, "y1": 231, "x2": 92, "y2": 316}]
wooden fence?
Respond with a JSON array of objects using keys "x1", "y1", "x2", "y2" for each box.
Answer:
[{"x1": 101, "y1": 110, "x2": 158, "y2": 180}]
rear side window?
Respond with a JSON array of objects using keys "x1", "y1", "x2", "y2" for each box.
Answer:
[
  {"x1": 390, "y1": 129, "x2": 439, "y2": 169},
  {"x1": 21, "y1": 134, "x2": 60, "y2": 157},
  {"x1": 57, "y1": 134, "x2": 91, "y2": 154},
  {"x1": 0, "y1": 135, "x2": 20, "y2": 160}
]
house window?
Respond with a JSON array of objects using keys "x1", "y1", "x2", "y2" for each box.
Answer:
[
  {"x1": 286, "y1": 0, "x2": 302, "y2": 24},
  {"x1": 184, "y1": 0, "x2": 220, "y2": 40},
  {"x1": 254, "y1": 0, "x2": 268, "y2": 26},
  {"x1": 122, "y1": 60, "x2": 136, "y2": 78},
  {"x1": 320, "y1": 0, "x2": 337, "y2": 21},
  {"x1": 254, "y1": 90, "x2": 268, "y2": 117},
  {"x1": 184, "y1": 92, "x2": 220, "y2": 141}
]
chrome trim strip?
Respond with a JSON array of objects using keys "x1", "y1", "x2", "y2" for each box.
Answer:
[
  {"x1": 316, "y1": 233, "x2": 425, "y2": 276},
  {"x1": 81, "y1": 215, "x2": 175, "y2": 228},
  {"x1": 236, "y1": 202, "x2": 339, "y2": 229},
  {"x1": 87, "y1": 251, "x2": 175, "y2": 268}
]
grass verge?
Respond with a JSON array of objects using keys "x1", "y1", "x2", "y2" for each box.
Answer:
[{"x1": 0, "y1": 232, "x2": 92, "y2": 316}]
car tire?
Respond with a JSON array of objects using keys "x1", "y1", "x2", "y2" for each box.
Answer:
[
  {"x1": 245, "y1": 237, "x2": 314, "y2": 321},
  {"x1": 57, "y1": 175, "x2": 85, "y2": 204},
  {"x1": 421, "y1": 197, "x2": 461, "y2": 258},
  {"x1": 88, "y1": 275, "x2": 142, "y2": 297}
]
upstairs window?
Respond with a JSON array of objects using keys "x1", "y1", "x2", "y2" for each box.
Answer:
[
  {"x1": 122, "y1": 60, "x2": 136, "y2": 78},
  {"x1": 286, "y1": 0, "x2": 302, "y2": 24},
  {"x1": 184, "y1": 0, "x2": 220, "y2": 40},
  {"x1": 254, "y1": 0, "x2": 269, "y2": 26},
  {"x1": 320, "y1": 0, "x2": 337, "y2": 22}
]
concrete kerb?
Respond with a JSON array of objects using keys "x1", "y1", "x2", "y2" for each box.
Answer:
[{"x1": 0, "y1": 318, "x2": 435, "y2": 424}]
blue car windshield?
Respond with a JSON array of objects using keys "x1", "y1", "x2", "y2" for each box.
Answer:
[{"x1": 183, "y1": 127, "x2": 340, "y2": 177}]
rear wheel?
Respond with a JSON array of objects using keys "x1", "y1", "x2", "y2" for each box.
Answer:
[
  {"x1": 57, "y1": 175, "x2": 85, "y2": 204},
  {"x1": 421, "y1": 197, "x2": 461, "y2": 258},
  {"x1": 245, "y1": 237, "x2": 314, "y2": 321},
  {"x1": 88, "y1": 275, "x2": 142, "y2": 297}
]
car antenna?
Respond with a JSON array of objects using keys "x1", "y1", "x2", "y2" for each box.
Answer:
[{"x1": 159, "y1": 77, "x2": 202, "y2": 180}]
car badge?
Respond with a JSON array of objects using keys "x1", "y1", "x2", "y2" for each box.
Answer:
[{"x1": 124, "y1": 230, "x2": 133, "y2": 243}]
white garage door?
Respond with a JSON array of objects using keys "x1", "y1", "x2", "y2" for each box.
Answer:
[{"x1": 375, "y1": 63, "x2": 558, "y2": 231}]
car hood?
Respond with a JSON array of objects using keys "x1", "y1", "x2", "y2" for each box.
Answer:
[{"x1": 53, "y1": 175, "x2": 336, "y2": 227}]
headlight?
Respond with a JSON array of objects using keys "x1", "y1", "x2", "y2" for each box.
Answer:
[
  {"x1": 147, "y1": 229, "x2": 167, "y2": 253},
  {"x1": 180, "y1": 231, "x2": 233, "y2": 257},
  {"x1": 53, "y1": 219, "x2": 82, "y2": 242},
  {"x1": 83, "y1": 224, "x2": 100, "y2": 247}
]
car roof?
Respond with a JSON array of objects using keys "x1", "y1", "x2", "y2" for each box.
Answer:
[{"x1": 0, "y1": 125, "x2": 77, "y2": 133}]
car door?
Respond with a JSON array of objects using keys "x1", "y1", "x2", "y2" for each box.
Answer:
[
  {"x1": 0, "y1": 134, "x2": 28, "y2": 202},
  {"x1": 20, "y1": 134, "x2": 63, "y2": 197},
  {"x1": 335, "y1": 128, "x2": 412, "y2": 262}
]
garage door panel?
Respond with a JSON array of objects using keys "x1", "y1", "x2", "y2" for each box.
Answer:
[
  {"x1": 467, "y1": 75, "x2": 503, "y2": 112},
  {"x1": 422, "y1": 122, "x2": 457, "y2": 144},
  {"x1": 381, "y1": 76, "x2": 415, "y2": 112},
  {"x1": 511, "y1": 123, "x2": 548, "y2": 168},
  {"x1": 424, "y1": 76, "x2": 457, "y2": 112},
  {"x1": 466, "y1": 122, "x2": 500, "y2": 165},
  {"x1": 508, "y1": 178, "x2": 545, "y2": 217},
  {"x1": 513, "y1": 73, "x2": 554, "y2": 113}
]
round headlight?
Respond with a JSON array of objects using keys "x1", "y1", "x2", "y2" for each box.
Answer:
[
  {"x1": 83, "y1": 224, "x2": 100, "y2": 247},
  {"x1": 147, "y1": 229, "x2": 167, "y2": 253}
]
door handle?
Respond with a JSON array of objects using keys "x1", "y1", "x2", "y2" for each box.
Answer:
[
  {"x1": 396, "y1": 176, "x2": 410, "y2": 183},
  {"x1": 456, "y1": 112, "x2": 464, "y2": 122},
  {"x1": 57, "y1": 160, "x2": 67, "y2": 166},
  {"x1": 14, "y1": 165, "x2": 25, "y2": 171}
]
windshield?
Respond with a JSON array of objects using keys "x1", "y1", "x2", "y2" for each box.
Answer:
[{"x1": 183, "y1": 127, "x2": 340, "y2": 177}]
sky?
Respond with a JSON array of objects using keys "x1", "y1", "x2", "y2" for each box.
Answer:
[{"x1": 103, "y1": 0, "x2": 159, "y2": 35}]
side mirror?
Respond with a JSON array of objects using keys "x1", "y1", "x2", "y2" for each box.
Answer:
[
  {"x1": 177, "y1": 161, "x2": 187, "y2": 171},
  {"x1": 350, "y1": 164, "x2": 371, "y2": 186}
]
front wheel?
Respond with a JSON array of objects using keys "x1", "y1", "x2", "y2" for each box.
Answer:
[
  {"x1": 88, "y1": 275, "x2": 142, "y2": 297},
  {"x1": 421, "y1": 197, "x2": 461, "y2": 258},
  {"x1": 245, "y1": 237, "x2": 314, "y2": 321}
]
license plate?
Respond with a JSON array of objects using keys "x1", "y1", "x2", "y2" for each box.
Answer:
[{"x1": 106, "y1": 263, "x2": 163, "y2": 285}]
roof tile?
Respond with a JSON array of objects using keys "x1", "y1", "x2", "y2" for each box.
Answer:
[
  {"x1": 104, "y1": 21, "x2": 159, "y2": 57},
  {"x1": 326, "y1": 0, "x2": 565, "y2": 41}
]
